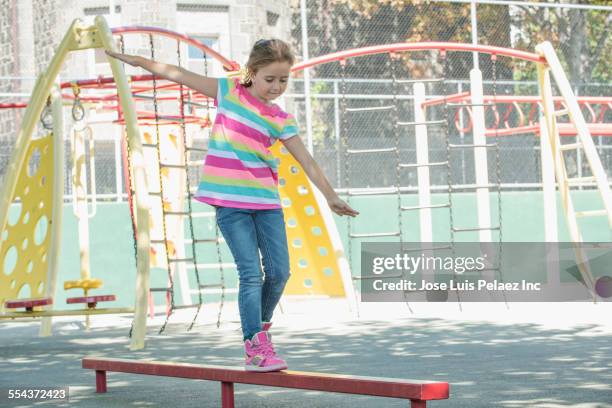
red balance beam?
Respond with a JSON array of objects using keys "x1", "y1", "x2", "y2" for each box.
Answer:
[{"x1": 82, "y1": 357, "x2": 449, "y2": 408}]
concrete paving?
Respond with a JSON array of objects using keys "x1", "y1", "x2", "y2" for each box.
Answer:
[{"x1": 1, "y1": 299, "x2": 611, "y2": 407}]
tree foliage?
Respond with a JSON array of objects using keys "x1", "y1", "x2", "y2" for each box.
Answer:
[{"x1": 292, "y1": 0, "x2": 611, "y2": 86}]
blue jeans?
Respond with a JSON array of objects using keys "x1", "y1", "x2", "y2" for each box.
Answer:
[{"x1": 215, "y1": 207, "x2": 291, "y2": 341}]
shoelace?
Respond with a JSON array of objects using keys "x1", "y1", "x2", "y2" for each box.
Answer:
[{"x1": 255, "y1": 340, "x2": 276, "y2": 358}]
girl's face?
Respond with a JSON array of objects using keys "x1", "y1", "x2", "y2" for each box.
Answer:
[{"x1": 249, "y1": 61, "x2": 291, "y2": 103}]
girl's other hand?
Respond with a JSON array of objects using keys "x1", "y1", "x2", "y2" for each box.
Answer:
[
  {"x1": 328, "y1": 197, "x2": 359, "y2": 217},
  {"x1": 105, "y1": 50, "x2": 141, "y2": 67}
]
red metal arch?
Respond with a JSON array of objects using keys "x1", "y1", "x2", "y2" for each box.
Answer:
[
  {"x1": 111, "y1": 26, "x2": 239, "y2": 72},
  {"x1": 292, "y1": 42, "x2": 545, "y2": 72}
]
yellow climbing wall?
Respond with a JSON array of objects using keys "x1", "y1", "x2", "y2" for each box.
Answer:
[
  {"x1": 0, "y1": 134, "x2": 54, "y2": 308},
  {"x1": 271, "y1": 143, "x2": 345, "y2": 297}
]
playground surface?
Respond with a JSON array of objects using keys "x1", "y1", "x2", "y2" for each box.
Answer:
[{"x1": 1, "y1": 298, "x2": 611, "y2": 408}]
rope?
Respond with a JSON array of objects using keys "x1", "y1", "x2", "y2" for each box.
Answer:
[
  {"x1": 115, "y1": 34, "x2": 141, "y2": 339},
  {"x1": 176, "y1": 38, "x2": 203, "y2": 331},
  {"x1": 40, "y1": 97, "x2": 53, "y2": 130},
  {"x1": 202, "y1": 47, "x2": 227, "y2": 329},
  {"x1": 389, "y1": 52, "x2": 414, "y2": 312},
  {"x1": 149, "y1": 34, "x2": 176, "y2": 335},
  {"x1": 338, "y1": 59, "x2": 360, "y2": 315},
  {"x1": 441, "y1": 50, "x2": 463, "y2": 309},
  {"x1": 490, "y1": 55, "x2": 508, "y2": 308}
]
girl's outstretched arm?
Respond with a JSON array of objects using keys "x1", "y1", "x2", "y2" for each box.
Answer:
[
  {"x1": 105, "y1": 50, "x2": 217, "y2": 99},
  {"x1": 282, "y1": 136, "x2": 359, "y2": 217}
]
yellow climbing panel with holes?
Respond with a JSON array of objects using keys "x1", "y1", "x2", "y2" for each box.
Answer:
[
  {"x1": 0, "y1": 133, "x2": 55, "y2": 308},
  {"x1": 271, "y1": 143, "x2": 346, "y2": 297}
]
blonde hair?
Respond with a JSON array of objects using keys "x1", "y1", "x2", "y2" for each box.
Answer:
[{"x1": 240, "y1": 39, "x2": 295, "y2": 87}]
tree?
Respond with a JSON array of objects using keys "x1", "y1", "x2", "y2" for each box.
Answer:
[
  {"x1": 293, "y1": 0, "x2": 610, "y2": 86},
  {"x1": 510, "y1": 0, "x2": 611, "y2": 90},
  {"x1": 293, "y1": 0, "x2": 515, "y2": 80}
]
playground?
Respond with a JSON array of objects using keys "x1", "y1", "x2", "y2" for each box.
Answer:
[{"x1": 1, "y1": 1, "x2": 611, "y2": 407}]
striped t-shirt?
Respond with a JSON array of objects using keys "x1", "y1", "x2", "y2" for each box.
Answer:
[{"x1": 194, "y1": 77, "x2": 299, "y2": 209}]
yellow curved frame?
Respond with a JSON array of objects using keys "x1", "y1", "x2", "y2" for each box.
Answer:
[{"x1": 0, "y1": 17, "x2": 151, "y2": 350}]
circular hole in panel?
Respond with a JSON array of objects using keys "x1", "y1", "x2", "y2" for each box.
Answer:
[
  {"x1": 22, "y1": 238, "x2": 29, "y2": 251},
  {"x1": 17, "y1": 283, "x2": 31, "y2": 299},
  {"x1": 298, "y1": 259, "x2": 308, "y2": 268},
  {"x1": 27, "y1": 261, "x2": 33, "y2": 274},
  {"x1": 2, "y1": 229, "x2": 8, "y2": 241},
  {"x1": 37, "y1": 281, "x2": 44, "y2": 293},
  {"x1": 279, "y1": 177, "x2": 286, "y2": 187},
  {"x1": 292, "y1": 239, "x2": 302, "y2": 248},
  {"x1": 27, "y1": 148, "x2": 41, "y2": 177},
  {"x1": 323, "y1": 267, "x2": 333, "y2": 276},
  {"x1": 304, "y1": 278, "x2": 313, "y2": 288},
  {"x1": 8, "y1": 198, "x2": 21, "y2": 226},
  {"x1": 318, "y1": 247, "x2": 328, "y2": 256},
  {"x1": 290, "y1": 166, "x2": 299, "y2": 175},
  {"x1": 297, "y1": 185, "x2": 308, "y2": 196},
  {"x1": 281, "y1": 198, "x2": 291, "y2": 208},
  {"x1": 311, "y1": 226, "x2": 322, "y2": 236},
  {"x1": 305, "y1": 206, "x2": 315, "y2": 216},
  {"x1": 22, "y1": 211, "x2": 30, "y2": 224},
  {"x1": 41, "y1": 252, "x2": 47, "y2": 262},
  {"x1": 43, "y1": 145, "x2": 49, "y2": 155},
  {"x1": 287, "y1": 218, "x2": 297, "y2": 228},
  {"x1": 3, "y1": 246, "x2": 18, "y2": 276},
  {"x1": 24, "y1": 185, "x2": 30, "y2": 196},
  {"x1": 34, "y1": 216, "x2": 48, "y2": 245},
  {"x1": 40, "y1": 175, "x2": 46, "y2": 187},
  {"x1": 10, "y1": 279, "x2": 16, "y2": 289},
  {"x1": 280, "y1": 146, "x2": 288, "y2": 155}
]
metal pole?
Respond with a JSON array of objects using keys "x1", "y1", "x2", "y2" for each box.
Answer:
[
  {"x1": 115, "y1": 127, "x2": 123, "y2": 202},
  {"x1": 458, "y1": 82, "x2": 466, "y2": 184},
  {"x1": 471, "y1": 0, "x2": 479, "y2": 70},
  {"x1": 333, "y1": 80, "x2": 341, "y2": 187},
  {"x1": 300, "y1": 0, "x2": 314, "y2": 153},
  {"x1": 470, "y1": 69, "x2": 492, "y2": 242},
  {"x1": 110, "y1": 0, "x2": 120, "y2": 202}
]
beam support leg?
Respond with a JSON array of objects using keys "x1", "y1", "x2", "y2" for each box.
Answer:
[
  {"x1": 221, "y1": 381, "x2": 234, "y2": 408},
  {"x1": 95, "y1": 370, "x2": 107, "y2": 393}
]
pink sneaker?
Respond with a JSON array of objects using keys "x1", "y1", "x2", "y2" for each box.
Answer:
[
  {"x1": 242, "y1": 323, "x2": 270, "y2": 358},
  {"x1": 245, "y1": 322, "x2": 272, "y2": 357},
  {"x1": 244, "y1": 331, "x2": 287, "y2": 372}
]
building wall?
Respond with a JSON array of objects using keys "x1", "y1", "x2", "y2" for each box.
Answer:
[
  {"x1": 0, "y1": 0, "x2": 19, "y2": 154},
  {"x1": 71, "y1": 0, "x2": 293, "y2": 78}
]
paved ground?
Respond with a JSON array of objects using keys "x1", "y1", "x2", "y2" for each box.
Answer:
[{"x1": 1, "y1": 299, "x2": 611, "y2": 407}]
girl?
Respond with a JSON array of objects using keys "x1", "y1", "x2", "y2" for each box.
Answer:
[{"x1": 107, "y1": 39, "x2": 358, "y2": 372}]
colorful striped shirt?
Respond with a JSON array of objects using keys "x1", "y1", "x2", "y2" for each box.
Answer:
[{"x1": 194, "y1": 77, "x2": 299, "y2": 209}]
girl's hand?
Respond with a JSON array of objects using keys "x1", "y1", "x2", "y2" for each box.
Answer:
[
  {"x1": 328, "y1": 196, "x2": 359, "y2": 217},
  {"x1": 105, "y1": 50, "x2": 142, "y2": 67}
]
